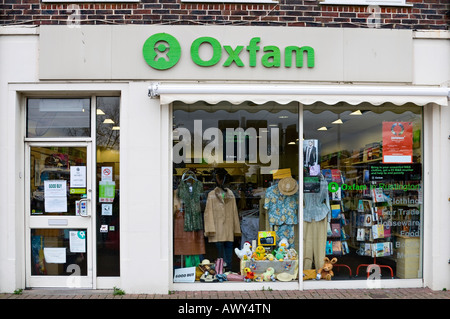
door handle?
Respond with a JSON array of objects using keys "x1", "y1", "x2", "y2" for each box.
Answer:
[{"x1": 79, "y1": 198, "x2": 91, "y2": 217}]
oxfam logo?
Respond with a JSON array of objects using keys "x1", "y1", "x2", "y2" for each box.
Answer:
[
  {"x1": 328, "y1": 182, "x2": 339, "y2": 193},
  {"x1": 142, "y1": 33, "x2": 181, "y2": 70}
]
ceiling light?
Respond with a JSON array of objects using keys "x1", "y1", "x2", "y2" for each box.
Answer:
[
  {"x1": 97, "y1": 109, "x2": 105, "y2": 115},
  {"x1": 350, "y1": 110, "x2": 362, "y2": 115},
  {"x1": 103, "y1": 119, "x2": 114, "y2": 124},
  {"x1": 317, "y1": 126, "x2": 328, "y2": 131},
  {"x1": 288, "y1": 141, "x2": 296, "y2": 145},
  {"x1": 112, "y1": 126, "x2": 120, "y2": 130},
  {"x1": 278, "y1": 116, "x2": 289, "y2": 119},
  {"x1": 332, "y1": 119, "x2": 343, "y2": 124}
]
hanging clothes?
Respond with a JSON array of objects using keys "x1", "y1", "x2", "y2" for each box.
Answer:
[
  {"x1": 204, "y1": 187, "x2": 241, "y2": 243},
  {"x1": 173, "y1": 189, "x2": 206, "y2": 256},
  {"x1": 263, "y1": 182, "x2": 299, "y2": 248},
  {"x1": 303, "y1": 178, "x2": 331, "y2": 222},
  {"x1": 177, "y1": 179, "x2": 204, "y2": 232}
]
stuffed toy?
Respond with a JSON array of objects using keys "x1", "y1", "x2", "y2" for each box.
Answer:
[
  {"x1": 274, "y1": 246, "x2": 287, "y2": 261},
  {"x1": 235, "y1": 241, "x2": 252, "y2": 260},
  {"x1": 252, "y1": 245, "x2": 267, "y2": 261},
  {"x1": 317, "y1": 257, "x2": 337, "y2": 280},
  {"x1": 262, "y1": 267, "x2": 276, "y2": 282},
  {"x1": 243, "y1": 267, "x2": 255, "y2": 282}
]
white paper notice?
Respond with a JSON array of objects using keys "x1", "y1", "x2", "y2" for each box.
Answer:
[
  {"x1": 70, "y1": 166, "x2": 86, "y2": 188},
  {"x1": 69, "y1": 231, "x2": 86, "y2": 253},
  {"x1": 44, "y1": 180, "x2": 67, "y2": 212},
  {"x1": 44, "y1": 247, "x2": 67, "y2": 263}
]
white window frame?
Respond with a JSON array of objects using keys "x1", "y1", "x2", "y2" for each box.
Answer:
[{"x1": 319, "y1": 0, "x2": 412, "y2": 7}]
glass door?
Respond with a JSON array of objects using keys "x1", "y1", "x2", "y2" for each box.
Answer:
[{"x1": 25, "y1": 143, "x2": 94, "y2": 288}]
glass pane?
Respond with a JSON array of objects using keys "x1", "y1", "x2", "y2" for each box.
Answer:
[
  {"x1": 30, "y1": 146, "x2": 87, "y2": 216},
  {"x1": 31, "y1": 229, "x2": 87, "y2": 276},
  {"x1": 172, "y1": 101, "x2": 299, "y2": 283},
  {"x1": 303, "y1": 102, "x2": 423, "y2": 280},
  {"x1": 27, "y1": 98, "x2": 91, "y2": 138},
  {"x1": 96, "y1": 97, "x2": 120, "y2": 276}
]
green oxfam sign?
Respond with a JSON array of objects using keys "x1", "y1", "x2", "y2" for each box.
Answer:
[{"x1": 143, "y1": 33, "x2": 315, "y2": 70}]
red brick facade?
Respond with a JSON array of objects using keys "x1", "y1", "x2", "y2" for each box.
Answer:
[{"x1": 1, "y1": 0, "x2": 449, "y2": 30}]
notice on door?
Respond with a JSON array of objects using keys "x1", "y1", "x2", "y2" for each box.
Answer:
[
  {"x1": 69, "y1": 231, "x2": 86, "y2": 253},
  {"x1": 99, "y1": 181, "x2": 115, "y2": 202},
  {"x1": 382, "y1": 121, "x2": 413, "y2": 163},
  {"x1": 70, "y1": 166, "x2": 86, "y2": 188},
  {"x1": 44, "y1": 180, "x2": 67, "y2": 213}
]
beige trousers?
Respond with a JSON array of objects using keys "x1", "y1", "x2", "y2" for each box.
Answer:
[{"x1": 303, "y1": 217, "x2": 328, "y2": 271}]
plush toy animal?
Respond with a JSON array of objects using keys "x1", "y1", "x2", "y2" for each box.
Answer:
[
  {"x1": 235, "y1": 242, "x2": 252, "y2": 260},
  {"x1": 252, "y1": 245, "x2": 267, "y2": 260},
  {"x1": 262, "y1": 267, "x2": 276, "y2": 282},
  {"x1": 243, "y1": 267, "x2": 255, "y2": 282},
  {"x1": 317, "y1": 257, "x2": 337, "y2": 280}
]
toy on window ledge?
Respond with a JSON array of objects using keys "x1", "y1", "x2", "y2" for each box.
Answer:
[
  {"x1": 243, "y1": 267, "x2": 255, "y2": 282},
  {"x1": 316, "y1": 257, "x2": 337, "y2": 280},
  {"x1": 235, "y1": 241, "x2": 252, "y2": 260}
]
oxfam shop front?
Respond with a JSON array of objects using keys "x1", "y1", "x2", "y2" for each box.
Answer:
[
  {"x1": 139, "y1": 27, "x2": 447, "y2": 291},
  {"x1": 17, "y1": 25, "x2": 449, "y2": 293}
]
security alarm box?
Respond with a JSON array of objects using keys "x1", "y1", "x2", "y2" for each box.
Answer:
[{"x1": 258, "y1": 231, "x2": 276, "y2": 246}]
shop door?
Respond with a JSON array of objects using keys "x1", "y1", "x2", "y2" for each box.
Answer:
[{"x1": 25, "y1": 143, "x2": 94, "y2": 288}]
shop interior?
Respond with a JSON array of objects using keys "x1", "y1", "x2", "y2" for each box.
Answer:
[{"x1": 172, "y1": 100, "x2": 423, "y2": 283}]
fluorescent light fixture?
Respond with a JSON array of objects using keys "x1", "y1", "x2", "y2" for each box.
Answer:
[
  {"x1": 288, "y1": 141, "x2": 296, "y2": 145},
  {"x1": 317, "y1": 126, "x2": 328, "y2": 131},
  {"x1": 332, "y1": 119, "x2": 343, "y2": 124},
  {"x1": 350, "y1": 110, "x2": 362, "y2": 115},
  {"x1": 112, "y1": 126, "x2": 120, "y2": 130},
  {"x1": 97, "y1": 109, "x2": 105, "y2": 115},
  {"x1": 103, "y1": 119, "x2": 115, "y2": 124},
  {"x1": 279, "y1": 116, "x2": 289, "y2": 119}
]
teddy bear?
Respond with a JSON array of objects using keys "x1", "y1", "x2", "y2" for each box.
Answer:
[{"x1": 316, "y1": 257, "x2": 337, "y2": 280}]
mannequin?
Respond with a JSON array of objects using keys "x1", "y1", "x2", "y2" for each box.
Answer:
[
  {"x1": 204, "y1": 169, "x2": 241, "y2": 270},
  {"x1": 303, "y1": 175, "x2": 330, "y2": 271},
  {"x1": 263, "y1": 175, "x2": 299, "y2": 248}
]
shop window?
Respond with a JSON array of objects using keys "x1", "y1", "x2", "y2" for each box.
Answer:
[
  {"x1": 303, "y1": 102, "x2": 423, "y2": 281},
  {"x1": 96, "y1": 97, "x2": 120, "y2": 277},
  {"x1": 27, "y1": 98, "x2": 91, "y2": 138},
  {"x1": 172, "y1": 101, "x2": 299, "y2": 283}
]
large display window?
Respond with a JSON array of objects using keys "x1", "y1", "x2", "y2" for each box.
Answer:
[
  {"x1": 171, "y1": 100, "x2": 423, "y2": 284},
  {"x1": 303, "y1": 102, "x2": 423, "y2": 281},
  {"x1": 172, "y1": 101, "x2": 300, "y2": 283}
]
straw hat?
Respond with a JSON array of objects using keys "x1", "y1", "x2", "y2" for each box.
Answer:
[
  {"x1": 276, "y1": 272, "x2": 295, "y2": 282},
  {"x1": 278, "y1": 177, "x2": 298, "y2": 196}
]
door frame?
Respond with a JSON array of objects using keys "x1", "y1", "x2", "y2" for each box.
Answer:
[{"x1": 24, "y1": 141, "x2": 96, "y2": 288}]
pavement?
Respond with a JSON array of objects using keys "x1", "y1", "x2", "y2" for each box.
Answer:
[{"x1": 1, "y1": 287, "x2": 449, "y2": 300}]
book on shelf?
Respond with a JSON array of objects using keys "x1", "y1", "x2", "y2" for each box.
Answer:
[
  {"x1": 372, "y1": 224, "x2": 385, "y2": 239},
  {"x1": 326, "y1": 240, "x2": 333, "y2": 255},
  {"x1": 331, "y1": 204, "x2": 341, "y2": 218},
  {"x1": 332, "y1": 241, "x2": 342, "y2": 255},
  {"x1": 357, "y1": 228, "x2": 365, "y2": 241},
  {"x1": 371, "y1": 188, "x2": 386, "y2": 203},
  {"x1": 371, "y1": 242, "x2": 392, "y2": 257},
  {"x1": 342, "y1": 241, "x2": 349, "y2": 254},
  {"x1": 331, "y1": 169, "x2": 342, "y2": 183},
  {"x1": 331, "y1": 223, "x2": 341, "y2": 238},
  {"x1": 363, "y1": 214, "x2": 373, "y2": 227}
]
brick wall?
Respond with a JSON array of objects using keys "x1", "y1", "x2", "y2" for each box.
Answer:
[{"x1": 1, "y1": 0, "x2": 449, "y2": 30}]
